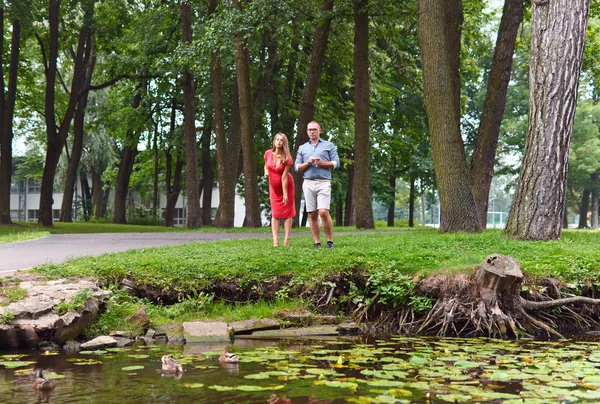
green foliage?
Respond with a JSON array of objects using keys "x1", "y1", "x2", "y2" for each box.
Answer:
[
  {"x1": 0, "y1": 312, "x2": 15, "y2": 325},
  {"x1": 367, "y1": 266, "x2": 432, "y2": 312},
  {"x1": 86, "y1": 288, "x2": 144, "y2": 338},
  {"x1": 147, "y1": 291, "x2": 213, "y2": 324},
  {"x1": 0, "y1": 285, "x2": 28, "y2": 306},
  {"x1": 53, "y1": 289, "x2": 94, "y2": 315}
]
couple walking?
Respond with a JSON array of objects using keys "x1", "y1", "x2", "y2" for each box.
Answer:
[{"x1": 263, "y1": 121, "x2": 340, "y2": 248}]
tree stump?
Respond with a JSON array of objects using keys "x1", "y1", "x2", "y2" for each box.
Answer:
[{"x1": 416, "y1": 254, "x2": 600, "y2": 339}]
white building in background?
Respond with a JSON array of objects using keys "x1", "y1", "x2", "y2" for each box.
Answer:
[{"x1": 9, "y1": 177, "x2": 248, "y2": 227}]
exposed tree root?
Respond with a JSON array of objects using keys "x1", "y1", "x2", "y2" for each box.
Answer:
[{"x1": 411, "y1": 254, "x2": 600, "y2": 339}]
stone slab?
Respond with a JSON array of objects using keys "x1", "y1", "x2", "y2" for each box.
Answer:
[
  {"x1": 247, "y1": 325, "x2": 339, "y2": 338},
  {"x1": 228, "y1": 318, "x2": 280, "y2": 334},
  {"x1": 182, "y1": 321, "x2": 230, "y2": 343}
]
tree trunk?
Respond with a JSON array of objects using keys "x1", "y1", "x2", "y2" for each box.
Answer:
[
  {"x1": 387, "y1": 168, "x2": 396, "y2": 227},
  {"x1": 291, "y1": 0, "x2": 335, "y2": 226},
  {"x1": 60, "y1": 31, "x2": 95, "y2": 222},
  {"x1": 201, "y1": 125, "x2": 214, "y2": 225},
  {"x1": 278, "y1": 33, "x2": 301, "y2": 136},
  {"x1": 80, "y1": 174, "x2": 92, "y2": 220},
  {"x1": 112, "y1": 80, "x2": 143, "y2": 224},
  {"x1": 505, "y1": 0, "x2": 590, "y2": 240},
  {"x1": 469, "y1": 0, "x2": 523, "y2": 227},
  {"x1": 39, "y1": 0, "x2": 92, "y2": 227},
  {"x1": 417, "y1": 0, "x2": 481, "y2": 233},
  {"x1": 211, "y1": 0, "x2": 241, "y2": 228},
  {"x1": 181, "y1": 1, "x2": 202, "y2": 229},
  {"x1": 91, "y1": 165, "x2": 104, "y2": 220},
  {"x1": 409, "y1": 176, "x2": 415, "y2": 227},
  {"x1": 213, "y1": 81, "x2": 241, "y2": 228},
  {"x1": 152, "y1": 122, "x2": 159, "y2": 218},
  {"x1": 0, "y1": 15, "x2": 21, "y2": 225},
  {"x1": 233, "y1": 0, "x2": 261, "y2": 228},
  {"x1": 164, "y1": 149, "x2": 184, "y2": 227},
  {"x1": 579, "y1": 188, "x2": 590, "y2": 228},
  {"x1": 353, "y1": 0, "x2": 374, "y2": 229},
  {"x1": 421, "y1": 193, "x2": 426, "y2": 227},
  {"x1": 112, "y1": 145, "x2": 137, "y2": 224},
  {"x1": 344, "y1": 161, "x2": 355, "y2": 227}
]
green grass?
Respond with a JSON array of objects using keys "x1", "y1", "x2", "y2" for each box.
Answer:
[
  {"x1": 33, "y1": 228, "x2": 600, "y2": 295},
  {"x1": 86, "y1": 288, "x2": 307, "y2": 338}
]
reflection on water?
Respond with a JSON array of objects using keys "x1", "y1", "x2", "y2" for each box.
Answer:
[{"x1": 2, "y1": 335, "x2": 600, "y2": 403}]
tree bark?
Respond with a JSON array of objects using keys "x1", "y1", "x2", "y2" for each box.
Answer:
[
  {"x1": 409, "y1": 176, "x2": 415, "y2": 227},
  {"x1": 91, "y1": 165, "x2": 103, "y2": 220},
  {"x1": 291, "y1": 0, "x2": 335, "y2": 226},
  {"x1": 80, "y1": 174, "x2": 92, "y2": 220},
  {"x1": 233, "y1": 0, "x2": 261, "y2": 228},
  {"x1": 417, "y1": 0, "x2": 481, "y2": 232},
  {"x1": 181, "y1": 1, "x2": 202, "y2": 229},
  {"x1": 387, "y1": 170, "x2": 396, "y2": 227},
  {"x1": 505, "y1": 0, "x2": 590, "y2": 240},
  {"x1": 112, "y1": 144, "x2": 137, "y2": 224},
  {"x1": 200, "y1": 125, "x2": 214, "y2": 225},
  {"x1": 579, "y1": 188, "x2": 590, "y2": 228},
  {"x1": 469, "y1": 0, "x2": 523, "y2": 227},
  {"x1": 211, "y1": 0, "x2": 241, "y2": 228},
  {"x1": 112, "y1": 81, "x2": 143, "y2": 224},
  {"x1": 60, "y1": 30, "x2": 95, "y2": 222},
  {"x1": 353, "y1": 0, "x2": 374, "y2": 229},
  {"x1": 344, "y1": 159, "x2": 355, "y2": 227},
  {"x1": 0, "y1": 14, "x2": 20, "y2": 225},
  {"x1": 39, "y1": 0, "x2": 92, "y2": 227}
]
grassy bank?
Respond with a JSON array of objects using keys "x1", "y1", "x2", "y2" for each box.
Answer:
[{"x1": 34, "y1": 228, "x2": 600, "y2": 290}]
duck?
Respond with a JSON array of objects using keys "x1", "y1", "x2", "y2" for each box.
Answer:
[
  {"x1": 219, "y1": 347, "x2": 239, "y2": 363},
  {"x1": 161, "y1": 355, "x2": 184, "y2": 373},
  {"x1": 33, "y1": 369, "x2": 55, "y2": 391}
]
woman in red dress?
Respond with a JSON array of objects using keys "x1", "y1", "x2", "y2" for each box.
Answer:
[{"x1": 264, "y1": 133, "x2": 296, "y2": 247}]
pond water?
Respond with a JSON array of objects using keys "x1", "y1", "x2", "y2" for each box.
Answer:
[{"x1": 2, "y1": 335, "x2": 600, "y2": 403}]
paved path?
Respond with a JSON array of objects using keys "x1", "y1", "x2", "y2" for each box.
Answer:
[{"x1": 0, "y1": 232, "x2": 284, "y2": 273}]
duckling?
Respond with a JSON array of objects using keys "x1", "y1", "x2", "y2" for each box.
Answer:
[
  {"x1": 161, "y1": 355, "x2": 184, "y2": 373},
  {"x1": 219, "y1": 347, "x2": 239, "y2": 363},
  {"x1": 33, "y1": 369, "x2": 55, "y2": 391}
]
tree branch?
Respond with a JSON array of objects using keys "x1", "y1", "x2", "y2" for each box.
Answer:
[{"x1": 86, "y1": 73, "x2": 161, "y2": 92}]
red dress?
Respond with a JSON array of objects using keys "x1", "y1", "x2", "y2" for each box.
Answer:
[{"x1": 264, "y1": 150, "x2": 296, "y2": 219}]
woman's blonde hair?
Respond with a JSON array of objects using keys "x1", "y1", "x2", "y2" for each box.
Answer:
[{"x1": 271, "y1": 132, "x2": 292, "y2": 165}]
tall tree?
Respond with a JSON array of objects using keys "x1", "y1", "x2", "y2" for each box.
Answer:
[
  {"x1": 180, "y1": 0, "x2": 202, "y2": 228},
  {"x1": 417, "y1": 0, "x2": 481, "y2": 232},
  {"x1": 505, "y1": 0, "x2": 590, "y2": 240},
  {"x1": 353, "y1": 0, "x2": 374, "y2": 229},
  {"x1": 210, "y1": 0, "x2": 240, "y2": 228},
  {"x1": 60, "y1": 10, "x2": 96, "y2": 222},
  {"x1": 469, "y1": 0, "x2": 523, "y2": 227},
  {"x1": 38, "y1": 0, "x2": 92, "y2": 227},
  {"x1": 233, "y1": 0, "x2": 261, "y2": 227},
  {"x1": 0, "y1": 10, "x2": 21, "y2": 224},
  {"x1": 291, "y1": 0, "x2": 335, "y2": 226}
]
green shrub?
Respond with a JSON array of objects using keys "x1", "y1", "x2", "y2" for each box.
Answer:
[{"x1": 54, "y1": 289, "x2": 94, "y2": 315}]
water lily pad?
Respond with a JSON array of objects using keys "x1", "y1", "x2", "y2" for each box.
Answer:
[
  {"x1": 437, "y1": 394, "x2": 472, "y2": 402},
  {"x1": 209, "y1": 385, "x2": 236, "y2": 392},
  {"x1": 0, "y1": 361, "x2": 36, "y2": 368},
  {"x1": 183, "y1": 383, "x2": 204, "y2": 389},
  {"x1": 14, "y1": 368, "x2": 34, "y2": 376},
  {"x1": 80, "y1": 350, "x2": 108, "y2": 355},
  {"x1": 245, "y1": 372, "x2": 271, "y2": 380},
  {"x1": 128, "y1": 354, "x2": 149, "y2": 359},
  {"x1": 121, "y1": 365, "x2": 144, "y2": 371}
]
